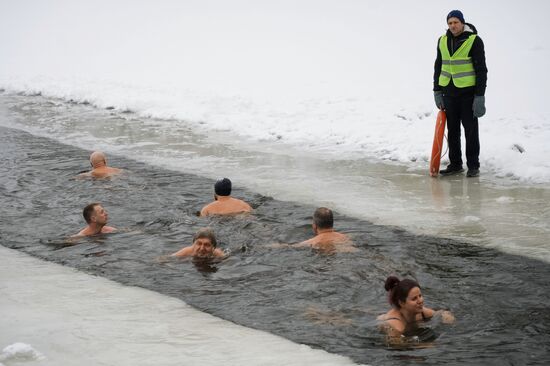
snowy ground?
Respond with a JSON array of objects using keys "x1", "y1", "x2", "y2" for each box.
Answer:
[{"x1": 1, "y1": 0, "x2": 549, "y2": 183}]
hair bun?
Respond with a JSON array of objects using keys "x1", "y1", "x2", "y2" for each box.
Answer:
[{"x1": 384, "y1": 276, "x2": 400, "y2": 291}]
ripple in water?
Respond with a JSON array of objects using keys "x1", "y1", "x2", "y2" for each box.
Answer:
[{"x1": 1, "y1": 126, "x2": 550, "y2": 365}]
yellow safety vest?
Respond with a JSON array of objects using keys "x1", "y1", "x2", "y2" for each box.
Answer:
[{"x1": 438, "y1": 34, "x2": 476, "y2": 88}]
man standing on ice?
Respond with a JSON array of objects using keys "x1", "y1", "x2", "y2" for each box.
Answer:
[{"x1": 433, "y1": 10, "x2": 487, "y2": 177}]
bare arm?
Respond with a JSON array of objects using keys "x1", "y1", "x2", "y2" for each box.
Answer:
[
  {"x1": 435, "y1": 309, "x2": 455, "y2": 324},
  {"x1": 423, "y1": 306, "x2": 455, "y2": 324},
  {"x1": 292, "y1": 241, "x2": 313, "y2": 248}
]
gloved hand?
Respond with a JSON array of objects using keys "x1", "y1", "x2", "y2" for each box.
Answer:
[
  {"x1": 473, "y1": 95, "x2": 486, "y2": 117},
  {"x1": 434, "y1": 90, "x2": 444, "y2": 109}
]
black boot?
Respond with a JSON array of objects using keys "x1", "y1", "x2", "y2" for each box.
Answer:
[{"x1": 440, "y1": 165, "x2": 464, "y2": 176}]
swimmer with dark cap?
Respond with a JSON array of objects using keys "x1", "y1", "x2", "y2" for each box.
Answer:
[
  {"x1": 200, "y1": 178, "x2": 252, "y2": 216},
  {"x1": 378, "y1": 276, "x2": 455, "y2": 341},
  {"x1": 78, "y1": 151, "x2": 122, "y2": 178},
  {"x1": 74, "y1": 203, "x2": 117, "y2": 237},
  {"x1": 171, "y1": 228, "x2": 225, "y2": 258}
]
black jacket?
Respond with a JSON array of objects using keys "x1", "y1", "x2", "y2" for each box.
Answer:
[{"x1": 433, "y1": 23, "x2": 488, "y2": 96}]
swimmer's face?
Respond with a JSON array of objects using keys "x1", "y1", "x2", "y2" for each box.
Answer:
[
  {"x1": 92, "y1": 205, "x2": 108, "y2": 225},
  {"x1": 400, "y1": 287, "x2": 424, "y2": 313},
  {"x1": 447, "y1": 18, "x2": 464, "y2": 37},
  {"x1": 192, "y1": 237, "x2": 215, "y2": 258}
]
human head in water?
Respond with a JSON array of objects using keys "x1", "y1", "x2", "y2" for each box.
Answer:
[
  {"x1": 192, "y1": 228, "x2": 218, "y2": 258},
  {"x1": 89, "y1": 151, "x2": 108, "y2": 168},
  {"x1": 170, "y1": 227, "x2": 224, "y2": 258},
  {"x1": 214, "y1": 178, "x2": 232, "y2": 197},
  {"x1": 313, "y1": 207, "x2": 334, "y2": 231},
  {"x1": 385, "y1": 276, "x2": 422, "y2": 309},
  {"x1": 193, "y1": 227, "x2": 218, "y2": 248},
  {"x1": 75, "y1": 202, "x2": 116, "y2": 237},
  {"x1": 83, "y1": 202, "x2": 108, "y2": 226}
]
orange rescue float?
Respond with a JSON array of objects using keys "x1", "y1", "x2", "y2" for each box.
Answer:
[{"x1": 429, "y1": 110, "x2": 447, "y2": 177}]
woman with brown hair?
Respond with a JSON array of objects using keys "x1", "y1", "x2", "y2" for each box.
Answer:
[{"x1": 378, "y1": 276, "x2": 455, "y2": 341}]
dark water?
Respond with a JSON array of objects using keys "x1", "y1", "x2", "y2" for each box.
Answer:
[{"x1": 1, "y1": 125, "x2": 549, "y2": 365}]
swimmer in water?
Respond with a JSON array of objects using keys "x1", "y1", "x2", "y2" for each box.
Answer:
[
  {"x1": 171, "y1": 228, "x2": 225, "y2": 259},
  {"x1": 200, "y1": 178, "x2": 252, "y2": 217},
  {"x1": 74, "y1": 203, "x2": 117, "y2": 237},
  {"x1": 269, "y1": 207, "x2": 355, "y2": 253},
  {"x1": 78, "y1": 151, "x2": 122, "y2": 178},
  {"x1": 378, "y1": 276, "x2": 455, "y2": 342}
]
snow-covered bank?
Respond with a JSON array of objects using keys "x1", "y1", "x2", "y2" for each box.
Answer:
[
  {"x1": 0, "y1": 246, "x2": 361, "y2": 366},
  {"x1": 1, "y1": 0, "x2": 549, "y2": 183}
]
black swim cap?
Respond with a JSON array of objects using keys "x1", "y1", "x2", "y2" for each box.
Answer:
[{"x1": 214, "y1": 178, "x2": 232, "y2": 196}]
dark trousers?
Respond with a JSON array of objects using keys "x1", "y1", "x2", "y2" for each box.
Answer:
[{"x1": 443, "y1": 94, "x2": 480, "y2": 170}]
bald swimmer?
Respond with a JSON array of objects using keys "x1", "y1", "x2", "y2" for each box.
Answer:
[
  {"x1": 75, "y1": 203, "x2": 116, "y2": 237},
  {"x1": 79, "y1": 151, "x2": 122, "y2": 178},
  {"x1": 171, "y1": 228, "x2": 225, "y2": 259},
  {"x1": 200, "y1": 178, "x2": 252, "y2": 217}
]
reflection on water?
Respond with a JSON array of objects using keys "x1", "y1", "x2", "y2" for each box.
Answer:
[{"x1": 1, "y1": 126, "x2": 550, "y2": 365}]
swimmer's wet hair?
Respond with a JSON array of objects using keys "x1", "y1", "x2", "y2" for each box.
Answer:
[
  {"x1": 214, "y1": 178, "x2": 232, "y2": 196},
  {"x1": 193, "y1": 228, "x2": 218, "y2": 248},
  {"x1": 313, "y1": 207, "x2": 334, "y2": 229},
  {"x1": 83, "y1": 202, "x2": 100, "y2": 224},
  {"x1": 385, "y1": 276, "x2": 420, "y2": 309}
]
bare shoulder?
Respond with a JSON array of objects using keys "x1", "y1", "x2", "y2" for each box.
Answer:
[
  {"x1": 213, "y1": 248, "x2": 226, "y2": 258},
  {"x1": 171, "y1": 246, "x2": 193, "y2": 257},
  {"x1": 102, "y1": 226, "x2": 117, "y2": 233},
  {"x1": 200, "y1": 202, "x2": 216, "y2": 217},
  {"x1": 378, "y1": 311, "x2": 405, "y2": 334},
  {"x1": 74, "y1": 226, "x2": 93, "y2": 237},
  {"x1": 241, "y1": 199, "x2": 252, "y2": 211},
  {"x1": 386, "y1": 319, "x2": 405, "y2": 333},
  {"x1": 90, "y1": 171, "x2": 108, "y2": 178},
  {"x1": 73, "y1": 229, "x2": 87, "y2": 237},
  {"x1": 232, "y1": 198, "x2": 252, "y2": 211},
  {"x1": 333, "y1": 231, "x2": 352, "y2": 242},
  {"x1": 90, "y1": 167, "x2": 122, "y2": 178}
]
